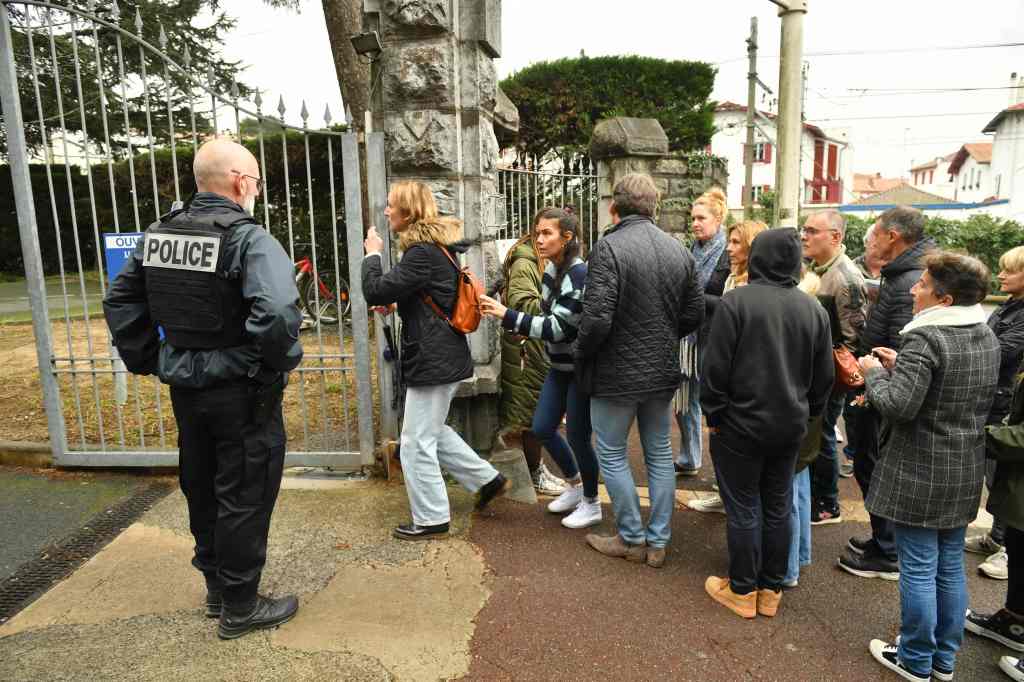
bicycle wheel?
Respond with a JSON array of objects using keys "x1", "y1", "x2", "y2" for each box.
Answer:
[{"x1": 300, "y1": 271, "x2": 346, "y2": 325}]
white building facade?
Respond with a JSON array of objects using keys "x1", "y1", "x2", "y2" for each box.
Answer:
[
  {"x1": 985, "y1": 100, "x2": 1024, "y2": 221},
  {"x1": 710, "y1": 102, "x2": 852, "y2": 215},
  {"x1": 909, "y1": 153, "x2": 956, "y2": 200},
  {"x1": 948, "y1": 143, "x2": 993, "y2": 204}
]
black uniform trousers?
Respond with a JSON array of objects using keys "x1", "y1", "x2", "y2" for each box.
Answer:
[
  {"x1": 170, "y1": 380, "x2": 286, "y2": 608},
  {"x1": 711, "y1": 430, "x2": 797, "y2": 595},
  {"x1": 853, "y1": 407, "x2": 898, "y2": 561}
]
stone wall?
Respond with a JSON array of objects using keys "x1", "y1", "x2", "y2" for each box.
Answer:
[
  {"x1": 590, "y1": 117, "x2": 728, "y2": 240},
  {"x1": 365, "y1": 0, "x2": 506, "y2": 450}
]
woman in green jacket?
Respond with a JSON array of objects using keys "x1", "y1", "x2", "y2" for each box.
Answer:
[
  {"x1": 967, "y1": 357, "x2": 1024, "y2": 681},
  {"x1": 499, "y1": 227, "x2": 566, "y2": 496}
]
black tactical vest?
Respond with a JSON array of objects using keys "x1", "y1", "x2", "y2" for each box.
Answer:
[{"x1": 142, "y1": 212, "x2": 253, "y2": 350}]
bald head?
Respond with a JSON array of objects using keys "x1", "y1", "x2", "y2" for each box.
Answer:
[{"x1": 194, "y1": 138, "x2": 260, "y2": 210}]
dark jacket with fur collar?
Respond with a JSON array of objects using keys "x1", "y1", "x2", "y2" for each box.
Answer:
[{"x1": 362, "y1": 220, "x2": 473, "y2": 387}]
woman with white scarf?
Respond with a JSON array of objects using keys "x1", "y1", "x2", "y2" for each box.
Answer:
[
  {"x1": 679, "y1": 188, "x2": 732, "y2": 513},
  {"x1": 859, "y1": 252, "x2": 999, "y2": 682}
]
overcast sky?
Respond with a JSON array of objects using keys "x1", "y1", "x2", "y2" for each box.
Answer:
[{"x1": 216, "y1": 0, "x2": 1024, "y2": 191}]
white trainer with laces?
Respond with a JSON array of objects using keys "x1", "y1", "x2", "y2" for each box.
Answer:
[
  {"x1": 1001, "y1": 655, "x2": 1024, "y2": 681},
  {"x1": 687, "y1": 494, "x2": 726, "y2": 514},
  {"x1": 980, "y1": 549, "x2": 1010, "y2": 580},
  {"x1": 548, "y1": 484, "x2": 583, "y2": 514},
  {"x1": 532, "y1": 462, "x2": 567, "y2": 497},
  {"x1": 562, "y1": 499, "x2": 602, "y2": 529}
]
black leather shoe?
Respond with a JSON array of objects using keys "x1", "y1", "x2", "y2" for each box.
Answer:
[
  {"x1": 393, "y1": 521, "x2": 450, "y2": 541},
  {"x1": 205, "y1": 590, "x2": 222, "y2": 618},
  {"x1": 475, "y1": 473, "x2": 510, "y2": 511},
  {"x1": 217, "y1": 594, "x2": 299, "y2": 640}
]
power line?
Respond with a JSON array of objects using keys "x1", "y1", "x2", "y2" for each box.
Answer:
[
  {"x1": 714, "y1": 40, "x2": 1024, "y2": 65},
  {"x1": 808, "y1": 111, "x2": 996, "y2": 123}
]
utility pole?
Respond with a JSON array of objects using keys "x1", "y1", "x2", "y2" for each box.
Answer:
[
  {"x1": 771, "y1": 0, "x2": 807, "y2": 228},
  {"x1": 743, "y1": 17, "x2": 758, "y2": 220}
]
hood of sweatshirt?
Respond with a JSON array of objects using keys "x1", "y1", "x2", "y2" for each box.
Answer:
[{"x1": 747, "y1": 228, "x2": 801, "y2": 288}]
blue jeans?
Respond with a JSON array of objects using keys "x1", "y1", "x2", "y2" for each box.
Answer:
[
  {"x1": 786, "y1": 468, "x2": 812, "y2": 584},
  {"x1": 674, "y1": 375, "x2": 702, "y2": 470},
  {"x1": 532, "y1": 369, "x2": 599, "y2": 499},
  {"x1": 591, "y1": 394, "x2": 675, "y2": 549},
  {"x1": 893, "y1": 524, "x2": 968, "y2": 677},
  {"x1": 810, "y1": 392, "x2": 846, "y2": 509}
]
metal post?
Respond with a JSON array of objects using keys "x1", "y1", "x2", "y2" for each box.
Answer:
[
  {"x1": 744, "y1": 16, "x2": 758, "y2": 220},
  {"x1": 342, "y1": 133, "x2": 376, "y2": 464},
  {"x1": 0, "y1": 7, "x2": 69, "y2": 461},
  {"x1": 366, "y1": 132, "x2": 399, "y2": 440},
  {"x1": 773, "y1": 0, "x2": 807, "y2": 228}
]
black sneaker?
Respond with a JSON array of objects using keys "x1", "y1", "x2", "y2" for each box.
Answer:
[
  {"x1": 205, "y1": 590, "x2": 223, "y2": 618},
  {"x1": 838, "y1": 548, "x2": 899, "y2": 581},
  {"x1": 965, "y1": 608, "x2": 1024, "y2": 652},
  {"x1": 475, "y1": 473, "x2": 510, "y2": 511},
  {"x1": 674, "y1": 462, "x2": 700, "y2": 477},
  {"x1": 811, "y1": 502, "x2": 842, "y2": 525},
  {"x1": 868, "y1": 639, "x2": 930, "y2": 682},
  {"x1": 894, "y1": 636, "x2": 953, "y2": 681},
  {"x1": 218, "y1": 594, "x2": 299, "y2": 640},
  {"x1": 847, "y1": 535, "x2": 872, "y2": 555},
  {"x1": 392, "y1": 521, "x2": 450, "y2": 541}
]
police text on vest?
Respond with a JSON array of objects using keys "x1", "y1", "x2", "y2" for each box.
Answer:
[{"x1": 143, "y1": 233, "x2": 221, "y2": 273}]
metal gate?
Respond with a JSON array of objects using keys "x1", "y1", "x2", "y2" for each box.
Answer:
[
  {"x1": 497, "y1": 156, "x2": 602, "y2": 251},
  {"x1": 0, "y1": 1, "x2": 386, "y2": 468}
]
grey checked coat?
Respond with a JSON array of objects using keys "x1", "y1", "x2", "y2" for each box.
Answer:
[{"x1": 864, "y1": 321, "x2": 1000, "y2": 529}]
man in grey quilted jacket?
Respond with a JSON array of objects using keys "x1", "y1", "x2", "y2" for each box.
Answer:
[{"x1": 576, "y1": 172, "x2": 704, "y2": 568}]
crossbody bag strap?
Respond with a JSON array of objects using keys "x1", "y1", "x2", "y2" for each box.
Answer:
[{"x1": 419, "y1": 243, "x2": 459, "y2": 326}]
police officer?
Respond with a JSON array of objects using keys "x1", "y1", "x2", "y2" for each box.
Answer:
[{"x1": 103, "y1": 138, "x2": 303, "y2": 640}]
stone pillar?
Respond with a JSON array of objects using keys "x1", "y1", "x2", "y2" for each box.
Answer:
[
  {"x1": 590, "y1": 117, "x2": 728, "y2": 240},
  {"x1": 365, "y1": 0, "x2": 505, "y2": 451}
]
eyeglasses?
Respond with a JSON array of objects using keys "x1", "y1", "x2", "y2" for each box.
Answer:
[
  {"x1": 800, "y1": 226, "x2": 836, "y2": 236},
  {"x1": 230, "y1": 170, "x2": 264, "y2": 192}
]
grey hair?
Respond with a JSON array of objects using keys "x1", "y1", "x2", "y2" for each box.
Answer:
[
  {"x1": 611, "y1": 173, "x2": 659, "y2": 219},
  {"x1": 878, "y1": 205, "x2": 926, "y2": 245},
  {"x1": 809, "y1": 209, "x2": 846, "y2": 238}
]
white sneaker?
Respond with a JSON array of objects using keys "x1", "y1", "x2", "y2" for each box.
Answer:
[
  {"x1": 548, "y1": 484, "x2": 583, "y2": 514},
  {"x1": 687, "y1": 494, "x2": 725, "y2": 514},
  {"x1": 980, "y1": 549, "x2": 1009, "y2": 580},
  {"x1": 562, "y1": 499, "x2": 602, "y2": 529},
  {"x1": 1000, "y1": 655, "x2": 1024, "y2": 681},
  {"x1": 532, "y1": 462, "x2": 567, "y2": 497},
  {"x1": 965, "y1": 534, "x2": 1004, "y2": 555}
]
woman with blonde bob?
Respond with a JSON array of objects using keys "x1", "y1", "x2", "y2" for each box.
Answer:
[
  {"x1": 363, "y1": 181, "x2": 509, "y2": 541},
  {"x1": 724, "y1": 220, "x2": 770, "y2": 292}
]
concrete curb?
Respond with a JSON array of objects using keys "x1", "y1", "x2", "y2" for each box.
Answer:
[{"x1": 0, "y1": 440, "x2": 52, "y2": 467}]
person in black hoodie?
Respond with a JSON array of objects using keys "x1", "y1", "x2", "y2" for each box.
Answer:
[
  {"x1": 701, "y1": 228, "x2": 834, "y2": 619},
  {"x1": 839, "y1": 206, "x2": 936, "y2": 581},
  {"x1": 363, "y1": 181, "x2": 508, "y2": 541}
]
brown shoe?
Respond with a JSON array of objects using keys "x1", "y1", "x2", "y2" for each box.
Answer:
[
  {"x1": 585, "y1": 533, "x2": 647, "y2": 563},
  {"x1": 646, "y1": 547, "x2": 666, "y2": 568},
  {"x1": 757, "y1": 588, "x2": 782, "y2": 617},
  {"x1": 705, "y1": 576, "x2": 757, "y2": 619}
]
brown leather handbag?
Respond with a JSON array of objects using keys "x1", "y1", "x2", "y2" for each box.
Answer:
[{"x1": 833, "y1": 345, "x2": 865, "y2": 392}]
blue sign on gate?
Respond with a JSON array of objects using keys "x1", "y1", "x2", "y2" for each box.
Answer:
[{"x1": 103, "y1": 232, "x2": 144, "y2": 285}]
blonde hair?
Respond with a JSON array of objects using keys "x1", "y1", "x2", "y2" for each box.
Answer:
[
  {"x1": 389, "y1": 180, "x2": 463, "y2": 250},
  {"x1": 693, "y1": 187, "x2": 727, "y2": 223},
  {"x1": 727, "y1": 220, "x2": 769, "y2": 285},
  {"x1": 1000, "y1": 246, "x2": 1024, "y2": 274}
]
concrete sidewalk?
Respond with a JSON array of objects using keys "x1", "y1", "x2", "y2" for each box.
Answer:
[{"x1": 0, "y1": 433, "x2": 1015, "y2": 681}]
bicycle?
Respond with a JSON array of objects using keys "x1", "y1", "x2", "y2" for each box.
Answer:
[{"x1": 293, "y1": 242, "x2": 351, "y2": 325}]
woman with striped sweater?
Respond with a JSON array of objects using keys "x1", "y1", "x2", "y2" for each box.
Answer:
[{"x1": 480, "y1": 207, "x2": 601, "y2": 529}]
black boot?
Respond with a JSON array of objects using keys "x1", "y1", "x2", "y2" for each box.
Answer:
[
  {"x1": 205, "y1": 576, "x2": 223, "y2": 618},
  {"x1": 218, "y1": 594, "x2": 299, "y2": 640},
  {"x1": 475, "y1": 473, "x2": 510, "y2": 511}
]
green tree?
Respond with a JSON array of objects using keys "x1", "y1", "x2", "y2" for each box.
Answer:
[{"x1": 500, "y1": 55, "x2": 717, "y2": 163}]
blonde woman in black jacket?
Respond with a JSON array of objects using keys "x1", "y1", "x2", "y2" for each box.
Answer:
[{"x1": 362, "y1": 181, "x2": 508, "y2": 541}]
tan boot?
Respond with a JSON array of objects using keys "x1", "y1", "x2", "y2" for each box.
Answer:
[
  {"x1": 646, "y1": 547, "x2": 666, "y2": 568},
  {"x1": 705, "y1": 576, "x2": 757, "y2": 619},
  {"x1": 757, "y1": 588, "x2": 782, "y2": 617},
  {"x1": 585, "y1": 533, "x2": 647, "y2": 563}
]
